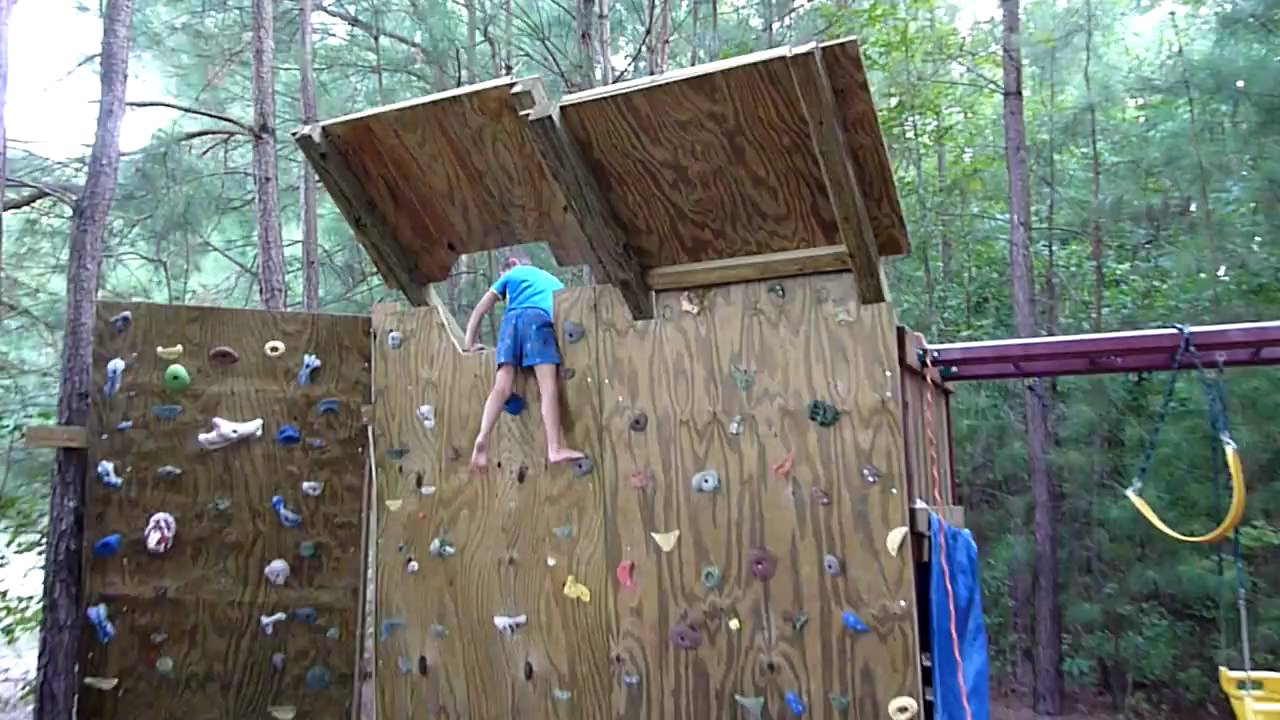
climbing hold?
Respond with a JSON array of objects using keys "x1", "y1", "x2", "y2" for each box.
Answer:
[
  {"x1": 680, "y1": 291, "x2": 702, "y2": 315},
  {"x1": 156, "y1": 344, "x2": 184, "y2": 361},
  {"x1": 823, "y1": 553, "x2": 843, "y2": 577},
  {"x1": 386, "y1": 330, "x2": 403, "y2": 349},
  {"x1": 293, "y1": 607, "x2": 317, "y2": 624},
  {"x1": 325, "y1": 626, "x2": 340, "y2": 640},
  {"x1": 861, "y1": 464, "x2": 882, "y2": 484},
  {"x1": 115, "y1": 419, "x2": 133, "y2": 432},
  {"x1": 808, "y1": 400, "x2": 840, "y2": 427},
  {"x1": 784, "y1": 691, "x2": 807, "y2": 716},
  {"x1": 406, "y1": 558, "x2": 420, "y2": 574},
  {"x1": 386, "y1": 447, "x2": 409, "y2": 460},
  {"x1": 668, "y1": 620, "x2": 702, "y2": 650},
  {"x1": 559, "y1": 366, "x2": 575, "y2": 380},
  {"x1": 729, "y1": 415, "x2": 745, "y2": 436},
  {"x1": 93, "y1": 534, "x2": 122, "y2": 557},
  {"x1": 841, "y1": 610, "x2": 870, "y2": 634},
  {"x1": 616, "y1": 560, "x2": 636, "y2": 589},
  {"x1": 316, "y1": 398, "x2": 341, "y2": 415},
  {"x1": 515, "y1": 464, "x2": 529, "y2": 484},
  {"x1": 271, "y1": 495, "x2": 303, "y2": 528},
  {"x1": 734, "y1": 694, "x2": 765, "y2": 717},
  {"x1": 144, "y1": 512, "x2": 176, "y2": 554},
  {"x1": 430, "y1": 623, "x2": 448, "y2": 638},
  {"x1": 156, "y1": 465, "x2": 182, "y2": 480},
  {"x1": 700, "y1": 564, "x2": 723, "y2": 591},
  {"x1": 789, "y1": 611, "x2": 809, "y2": 632},
  {"x1": 429, "y1": 536, "x2": 455, "y2": 558},
  {"x1": 260, "y1": 612, "x2": 288, "y2": 635},
  {"x1": 86, "y1": 603, "x2": 115, "y2": 644},
  {"x1": 728, "y1": 616, "x2": 741, "y2": 631},
  {"x1": 419, "y1": 485, "x2": 437, "y2": 497},
  {"x1": 691, "y1": 470, "x2": 720, "y2": 493},
  {"x1": 562, "y1": 575, "x2": 591, "y2": 603},
  {"x1": 622, "y1": 672, "x2": 641, "y2": 688},
  {"x1": 629, "y1": 467, "x2": 654, "y2": 489},
  {"x1": 650, "y1": 530, "x2": 680, "y2": 553},
  {"x1": 571, "y1": 456, "x2": 594, "y2": 477},
  {"x1": 155, "y1": 656, "x2": 174, "y2": 676},
  {"x1": 552, "y1": 688, "x2": 572, "y2": 702},
  {"x1": 208, "y1": 346, "x2": 240, "y2": 366},
  {"x1": 96, "y1": 460, "x2": 123, "y2": 488},
  {"x1": 275, "y1": 424, "x2": 302, "y2": 446},
  {"x1": 418, "y1": 656, "x2": 429, "y2": 676},
  {"x1": 748, "y1": 546, "x2": 777, "y2": 581},
  {"x1": 208, "y1": 497, "x2": 231, "y2": 513},
  {"x1": 267, "y1": 707, "x2": 297, "y2": 720},
  {"x1": 416, "y1": 404, "x2": 436, "y2": 429},
  {"x1": 886, "y1": 526, "x2": 910, "y2": 557},
  {"x1": 829, "y1": 693, "x2": 850, "y2": 713},
  {"x1": 271, "y1": 652, "x2": 287, "y2": 671},
  {"x1": 629, "y1": 412, "x2": 648, "y2": 432},
  {"x1": 162, "y1": 363, "x2": 190, "y2": 392},
  {"x1": 109, "y1": 310, "x2": 132, "y2": 334},
  {"x1": 306, "y1": 438, "x2": 327, "y2": 451},
  {"x1": 299, "y1": 540, "x2": 317, "y2": 557},
  {"x1": 812, "y1": 487, "x2": 832, "y2": 506},
  {"x1": 304, "y1": 665, "x2": 332, "y2": 691},
  {"x1": 84, "y1": 676, "x2": 120, "y2": 691},
  {"x1": 296, "y1": 353, "x2": 322, "y2": 385},
  {"x1": 103, "y1": 358, "x2": 126, "y2": 399},
  {"x1": 768, "y1": 281, "x2": 786, "y2": 299},
  {"x1": 503, "y1": 393, "x2": 525, "y2": 415},
  {"x1": 563, "y1": 320, "x2": 585, "y2": 344},
  {"x1": 264, "y1": 558, "x2": 291, "y2": 585},
  {"x1": 147, "y1": 631, "x2": 167, "y2": 644},
  {"x1": 385, "y1": 499, "x2": 403, "y2": 511},
  {"x1": 552, "y1": 524, "x2": 573, "y2": 540},
  {"x1": 379, "y1": 618, "x2": 406, "y2": 640},
  {"x1": 493, "y1": 614, "x2": 527, "y2": 634},
  {"x1": 197, "y1": 417, "x2": 264, "y2": 450},
  {"x1": 264, "y1": 340, "x2": 286, "y2": 357},
  {"x1": 301, "y1": 480, "x2": 324, "y2": 497},
  {"x1": 396, "y1": 656, "x2": 412, "y2": 674},
  {"x1": 730, "y1": 364, "x2": 754, "y2": 392},
  {"x1": 888, "y1": 696, "x2": 920, "y2": 720},
  {"x1": 152, "y1": 404, "x2": 183, "y2": 420}
]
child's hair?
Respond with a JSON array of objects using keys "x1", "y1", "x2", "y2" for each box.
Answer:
[{"x1": 502, "y1": 257, "x2": 523, "y2": 271}]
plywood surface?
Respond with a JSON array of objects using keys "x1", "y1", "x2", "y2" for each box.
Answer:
[{"x1": 81, "y1": 302, "x2": 370, "y2": 720}]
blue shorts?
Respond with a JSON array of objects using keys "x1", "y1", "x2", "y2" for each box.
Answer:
[{"x1": 495, "y1": 308, "x2": 561, "y2": 368}]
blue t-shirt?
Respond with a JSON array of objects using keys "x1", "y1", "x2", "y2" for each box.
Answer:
[{"x1": 490, "y1": 265, "x2": 564, "y2": 316}]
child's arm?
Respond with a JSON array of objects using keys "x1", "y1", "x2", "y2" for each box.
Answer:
[{"x1": 463, "y1": 290, "x2": 500, "y2": 351}]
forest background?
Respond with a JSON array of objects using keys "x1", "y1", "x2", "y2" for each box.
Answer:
[{"x1": 1, "y1": 0, "x2": 1278, "y2": 717}]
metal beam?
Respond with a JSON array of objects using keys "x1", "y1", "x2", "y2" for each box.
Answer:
[{"x1": 921, "y1": 321, "x2": 1280, "y2": 381}]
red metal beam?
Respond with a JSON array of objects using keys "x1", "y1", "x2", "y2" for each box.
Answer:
[{"x1": 922, "y1": 321, "x2": 1280, "y2": 381}]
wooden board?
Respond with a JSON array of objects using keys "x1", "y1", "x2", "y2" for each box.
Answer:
[
  {"x1": 369, "y1": 291, "x2": 610, "y2": 718},
  {"x1": 898, "y1": 328, "x2": 956, "y2": 508},
  {"x1": 81, "y1": 302, "x2": 370, "y2": 720}
]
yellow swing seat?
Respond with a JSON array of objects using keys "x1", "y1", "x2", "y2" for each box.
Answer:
[{"x1": 1221, "y1": 667, "x2": 1280, "y2": 720}]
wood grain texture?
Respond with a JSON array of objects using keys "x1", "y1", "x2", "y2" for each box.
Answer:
[
  {"x1": 81, "y1": 302, "x2": 370, "y2": 720},
  {"x1": 644, "y1": 246, "x2": 850, "y2": 291},
  {"x1": 24, "y1": 425, "x2": 89, "y2": 448},
  {"x1": 370, "y1": 291, "x2": 610, "y2": 719},
  {"x1": 897, "y1": 327, "x2": 956, "y2": 509}
]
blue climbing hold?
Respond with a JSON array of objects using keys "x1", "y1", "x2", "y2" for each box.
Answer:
[
  {"x1": 504, "y1": 393, "x2": 525, "y2": 416},
  {"x1": 841, "y1": 610, "x2": 870, "y2": 634},
  {"x1": 152, "y1": 404, "x2": 183, "y2": 420},
  {"x1": 86, "y1": 603, "x2": 115, "y2": 644},
  {"x1": 93, "y1": 534, "x2": 122, "y2": 557},
  {"x1": 116, "y1": 420, "x2": 133, "y2": 432},
  {"x1": 784, "y1": 691, "x2": 807, "y2": 716},
  {"x1": 271, "y1": 495, "x2": 303, "y2": 528},
  {"x1": 296, "y1": 353, "x2": 322, "y2": 386},
  {"x1": 379, "y1": 618, "x2": 406, "y2": 641},
  {"x1": 316, "y1": 398, "x2": 340, "y2": 415},
  {"x1": 275, "y1": 425, "x2": 301, "y2": 447},
  {"x1": 294, "y1": 607, "x2": 318, "y2": 624},
  {"x1": 305, "y1": 664, "x2": 332, "y2": 691}
]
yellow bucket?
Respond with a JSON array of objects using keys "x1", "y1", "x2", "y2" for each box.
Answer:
[{"x1": 1220, "y1": 667, "x2": 1280, "y2": 719}]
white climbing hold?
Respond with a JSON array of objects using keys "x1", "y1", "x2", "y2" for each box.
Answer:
[
  {"x1": 83, "y1": 676, "x2": 120, "y2": 691},
  {"x1": 268, "y1": 706, "x2": 297, "y2": 720},
  {"x1": 156, "y1": 344, "x2": 184, "y2": 360},
  {"x1": 97, "y1": 460, "x2": 123, "y2": 488},
  {"x1": 419, "y1": 485, "x2": 437, "y2": 497},
  {"x1": 493, "y1": 614, "x2": 527, "y2": 634},
  {"x1": 197, "y1": 417, "x2": 263, "y2": 450},
  {"x1": 385, "y1": 499, "x2": 403, "y2": 511},
  {"x1": 546, "y1": 556, "x2": 557, "y2": 567},
  {"x1": 144, "y1": 512, "x2": 176, "y2": 554},
  {"x1": 103, "y1": 357, "x2": 126, "y2": 398},
  {"x1": 888, "y1": 696, "x2": 920, "y2": 720},
  {"x1": 264, "y1": 558, "x2": 291, "y2": 585},
  {"x1": 260, "y1": 612, "x2": 288, "y2": 635},
  {"x1": 650, "y1": 530, "x2": 680, "y2": 553},
  {"x1": 886, "y1": 526, "x2": 910, "y2": 558},
  {"x1": 301, "y1": 481, "x2": 324, "y2": 497},
  {"x1": 406, "y1": 559, "x2": 420, "y2": 574},
  {"x1": 417, "y1": 404, "x2": 436, "y2": 430}
]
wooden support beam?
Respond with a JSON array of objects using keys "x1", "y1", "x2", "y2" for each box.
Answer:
[
  {"x1": 645, "y1": 245, "x2": 850, "y2": 290},
  {"x1": 787, "y1": 44, "x2": 886, "y2": 304},
  {"x1": 25, "y1": 425, "x2": 88, "y2": 449},
  {"x1": 911, "y1": 505, "x2": 965, "y2": 534},
  {"x1": 515, "y1": 81, "x2": 655, "y2": 320},
  {"x1": 294, "y1": 125, "x2": 429, "y2": 305}
]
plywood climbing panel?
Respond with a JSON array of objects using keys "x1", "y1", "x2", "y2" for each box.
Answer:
[
  {"x1": 81, "y1": 302, "x2": 371, "y2": 720},
  {"x1": 370, "y1": 273, "x2": 922, "y2": 718}
]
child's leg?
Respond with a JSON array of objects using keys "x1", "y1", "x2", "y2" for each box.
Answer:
[
  {"x1": 533, "y1": 363, "x2": 584, "y2": 464},
  {"x1": 471, "y1": 365, "x2": 516, "y2": 471}
]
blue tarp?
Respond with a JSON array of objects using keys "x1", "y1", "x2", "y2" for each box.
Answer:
[{"x1": 930, "y1": 512, "x2": 992, "y2": 720}]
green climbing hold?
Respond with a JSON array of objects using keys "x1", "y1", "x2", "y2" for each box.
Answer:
[
  {"x1": 299, "y1": 540, "x2": 317, "y2": 558},
  {"x1": 807, "y1": 400, "x2": 839, "y2": 427},
  {"x1": 163, "y1": 363, "x2": 190, "y2": 392},
  {"x1": 829, "y1": 693, "x2": 850, "y2": 713},
  {"x1": 734, "y1": 694, "x2": 765, "y2": 717},
  {"x1": 700, "y1": 564, "x2": 723, "y2": 591}
]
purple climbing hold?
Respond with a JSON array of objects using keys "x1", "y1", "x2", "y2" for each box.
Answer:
[
  {"x1": 747, "y1": 546, "x2": 777, "y2": 581},
  {"x1": 669, "y1": 620, "x2": 702, "y2": 650}
]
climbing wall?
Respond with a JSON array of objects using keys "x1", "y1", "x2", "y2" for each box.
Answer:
[
  {"x1": 372, "y1": 273, "x2": 922, "y2": 718},
  {"x1": 81, "y1": 302, "x2": 371, "y2": 720}
]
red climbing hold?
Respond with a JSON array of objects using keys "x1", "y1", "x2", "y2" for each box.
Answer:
[
  {"x1": 616, "y1": 560, "x2": 636, "y2": 590},
  {"x1": 772, "y1": 452, "x2": 794, "y2": 479},
  {"x1": 629, "y1": 467, "x2": 653, "y2": 489}
]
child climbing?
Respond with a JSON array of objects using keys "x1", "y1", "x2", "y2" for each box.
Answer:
[{"x1": 464, "y1": 258, "x2": 585, "y2": 471}]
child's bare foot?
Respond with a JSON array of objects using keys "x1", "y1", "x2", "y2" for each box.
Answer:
[
  {"x1": 470, "y1": 441, "x2": 489, "y2": 472},
  {"x1": 548, "y1": 447, "x2": 585, "y2": 464}
]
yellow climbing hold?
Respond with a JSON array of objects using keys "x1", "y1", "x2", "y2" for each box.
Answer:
[
  {"x1": 650, "y1": 530, "x2": 680, "y2": 553},
  {"x1": 83, "y1": 676, "x2": 119, "y2": 690},
  {"x1": 563, "y1": 575, "x2": 591, "y2": 603},
  {"x1": 385, "y1": 499, "x2": 403, "y2": 511},
  {"x1": 886, "y1": 526, "x2": 910, "y2": 558},
  {"x1": 268, "y1": 706, "x2": 297, "y2": 720},
  {"x1": 888, "y1": 696, "x2": 919, "y2": 720},
  {"x1": 156, "y1": 344, "x2": 184, "y2": 360},
  {"x1": 728, "y1": 617, "x2": 741, "y2": 631}
]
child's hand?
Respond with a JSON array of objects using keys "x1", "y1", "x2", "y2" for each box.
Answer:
[{"x1": 465, "y1": 342, "x2": 486, "y2": 353}]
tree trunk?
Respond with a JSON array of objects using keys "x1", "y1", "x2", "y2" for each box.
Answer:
[
  {"x1": 300, "y1": 0, "x2": 319, "y2": 311},
  {"x1": 34, "y1": 2, "x2": 134, "y2": 718},
  {"x1": 710, "y1": 0, "x2": 719, "y2": 59},
  {"x1": 654, "y1": 0, "x2": 670, "y2": 73},
  {"x1": 597, "y1": 0, "x2": 612, "y2": 83},
  {"x1": 252, "y1": 0, "x2": 286, "y2": 309},
  {"x1": 577, "y1": 0, "x2": 596, "y2": 88},
  {"x1": 1085, "y1": 0, "x2": 1103, "y2": 332},
  {"x1": 0, "y1": 0, "x2": 10, "y2": 308},
  {"x1": 1000, "y1": 0, "x2": 1061, "y2": 714},
  {"x1": 465, "y1": 0, "x2": 478, "y2": 82},
  {"x1": 689, "y1": 0, "x2": 698, "y2": 66}
]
